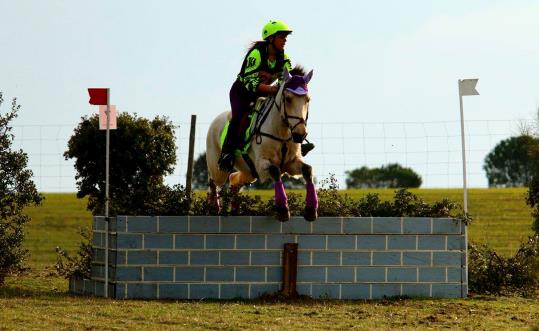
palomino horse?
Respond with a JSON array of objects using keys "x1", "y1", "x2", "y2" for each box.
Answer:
[{"x1": 206, "y1": 67, "x2": 318, "y2": 222}]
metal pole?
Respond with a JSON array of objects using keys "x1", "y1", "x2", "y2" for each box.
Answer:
[
  {"x1": 186, "y1": 114, "x2": 197, "y2": 199},
  {"x1": 458, "y1": 81, "x2": 468, "y2": 214},
  {"x1": 104, "y1": 88, "x2": 110, "y2": 298},
  {"x1": 458, "y1": 81, "x2": 469, "y2": 298}
]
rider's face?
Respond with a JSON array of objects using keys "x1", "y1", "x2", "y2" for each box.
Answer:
[{"x1": 272, "y1": 33, "x2": 288, "y2": 52}]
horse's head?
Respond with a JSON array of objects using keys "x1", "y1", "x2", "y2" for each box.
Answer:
[{"x1": 279, "y1": 66, "x2": 313, "y2": 143}]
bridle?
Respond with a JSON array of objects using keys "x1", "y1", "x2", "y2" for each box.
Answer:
[
  {"x1": 276, "y1": 88, "x2": 309, "y2": 134},
  {"x1": 254, "y1": 84, "x2": 309, "y2": 144}
]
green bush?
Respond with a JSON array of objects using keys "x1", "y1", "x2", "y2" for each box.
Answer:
[
  {"x1": 64, "y1": 113, "x2": 177, "y2": 216},
  {"x1": 55, "y1": 228, "x2": 92, "y2": 279},
  {"x1": 484, "y1": 135, "x2": 539, "y2": 188},
  {"x1": 315, "y1": 175, "x2": 356, "y2": 216},
  {"x1": 357, "y1": 189, "x2": 461, "y2": 218},
  {"x1": 186, "y1": 174, "x2": 463, "y2": 219},
  {"x1": 345, "y1": 163, "x2": 422, "y2": 189},
  {"x1": 468, "y1": 235, "x2": 539, "y2": 296},
  {"x1": 0, "y1": 93, "x2": 43, "y2": 285}
]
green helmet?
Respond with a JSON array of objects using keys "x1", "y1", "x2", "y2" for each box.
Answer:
[{"x1": 261, "y1": 20, "x2": 292, "y2": 40}]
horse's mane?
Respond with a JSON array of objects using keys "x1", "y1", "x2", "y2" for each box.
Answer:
[{"x1": 289, "y1": 65, "x2": 306, "y2": 76}]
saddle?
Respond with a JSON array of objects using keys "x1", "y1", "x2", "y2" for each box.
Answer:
[{"x1": 220, "y1": 97, "x2": 272, "y2": 155}]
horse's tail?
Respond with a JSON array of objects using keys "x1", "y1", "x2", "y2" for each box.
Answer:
[{"x1": 206, "y1": 111, "x2": 231, "y2": 187}]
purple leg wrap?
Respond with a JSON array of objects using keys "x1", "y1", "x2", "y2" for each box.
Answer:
[
  {"x1": 274, "y1": 180, "x2": 288, "y2": 208},
  {"x1": 306, "y1": 182, "x2": 318, "y2": 209}
]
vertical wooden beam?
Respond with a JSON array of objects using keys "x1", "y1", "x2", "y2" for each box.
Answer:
[
  {"x1": 186, "y1": 114, "x2": 196, "y2": 201},
  {"x1": 281, "y1": 243, "x2": 299, "y2": 298}
]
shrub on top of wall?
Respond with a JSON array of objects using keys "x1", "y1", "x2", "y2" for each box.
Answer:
[{"x1": 185, "y1": 175, "x2": 465, "y2": 219}]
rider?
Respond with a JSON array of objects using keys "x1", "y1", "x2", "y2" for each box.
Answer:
[{"x1": 218, "y1": 20, "x2": 293, "y2": 172}]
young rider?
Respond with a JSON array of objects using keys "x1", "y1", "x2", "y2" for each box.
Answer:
[{"x1": 218, "y1": 20, "x2": 293, "y2": 172}]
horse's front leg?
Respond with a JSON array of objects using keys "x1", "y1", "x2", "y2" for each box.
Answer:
[
  {"x1": 266, "y1": 163, "x2": 290, "y2": 222},
  {"x1": 285, "y1": 160, "x2": 318, "y2": 222}
]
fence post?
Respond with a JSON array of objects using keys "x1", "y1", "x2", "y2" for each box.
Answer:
[
  {"x1": 186, "y1": 114, "x2": 197, "y2": 201},
  {"x1": 281, "y1": 243, "x2": 299, "y2": 298}
]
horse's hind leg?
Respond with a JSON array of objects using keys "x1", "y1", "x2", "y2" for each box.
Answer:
[
  {"x1": 228, "y1": 171, "x2": 255, "y2": 215},
  {"x1": 207, "y1": 179, "x2": 221, "y2": 214},
  {"x1": 301, "y1": 163, "x2": 318, "y2": 222}
]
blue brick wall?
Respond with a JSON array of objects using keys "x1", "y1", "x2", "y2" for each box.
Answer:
[{"x1": 75, "y1": 216, "x2": 467, "y2": 300}]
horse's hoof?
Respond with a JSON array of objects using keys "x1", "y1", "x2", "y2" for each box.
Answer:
[
  {"x1": 275, "y1": 206, "x2": 290, "y2": 222},
  {"x1": 304, "y1": 207, "x2": 318, "y2": 222}
]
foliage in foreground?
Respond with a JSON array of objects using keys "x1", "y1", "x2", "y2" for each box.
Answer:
[
  {"x1": 150, "y1": 175, "x2": 465, "y2": 219},
  {"x1": 468, "y1": 235, "x2": 539, "y2": 296},
  {"x1": 0, "y1": 93, "x2": 43, "y2": 286},
  {"x1": 55, "y1": 228, "x2": 92, "y2": 279}
]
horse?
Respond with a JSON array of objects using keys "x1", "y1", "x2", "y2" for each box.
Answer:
[{"x1": 205, "y1": 67, "x2": 318, "y2": 222}]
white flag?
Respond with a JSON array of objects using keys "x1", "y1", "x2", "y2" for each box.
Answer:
[
  {"x1": 99, "y1": 105, "x2": 117, "y2": 130},
  {"x1": 459, "y1": 79, "x2": 479, "y2": 96}
]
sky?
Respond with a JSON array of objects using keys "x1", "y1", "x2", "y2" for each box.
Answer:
[{"x1": 1, "y1": 0, "x2": 539, "y2": 190}]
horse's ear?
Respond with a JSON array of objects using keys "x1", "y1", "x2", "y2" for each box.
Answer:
[
  {"x1": 304, "y1": 69, "x2": 313, "y2": 84},
  {"x1": 283, "y1": 67, "x2": 291, "y2": 82}
]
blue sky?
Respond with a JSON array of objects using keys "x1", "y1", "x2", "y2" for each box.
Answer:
[{"x1": 1, "y1": 1, "x2": 539, "y2": 190}]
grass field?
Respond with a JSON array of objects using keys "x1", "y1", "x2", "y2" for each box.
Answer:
[{"x1": 1, "y1": 188, "x2": 538, "y2": 330}]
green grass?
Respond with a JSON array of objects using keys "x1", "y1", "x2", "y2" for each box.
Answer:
[
  {"x1": 0, "y1": 189, "x2": 536, "y2": 329},
  {"x1": 1, "y1": 275, "x2": 539, "y2": 330},
  {"x1": 23, "y1": 193, "x2": 92, "y2": 269}
]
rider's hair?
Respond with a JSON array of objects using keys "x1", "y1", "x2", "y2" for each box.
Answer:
[{"x1": 246, "y1": 40, "x2": 268, "y2": 53}]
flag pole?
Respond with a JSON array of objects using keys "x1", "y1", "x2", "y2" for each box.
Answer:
[
  {"x1": 458, "y1": 82, "x2": 468, "y2": 299},
  {"x1": 457, "y1": 78, "x2": 478, "y2": 299},
  {"x1": 104, "y1": 88, "x2": 110, "y2": 298},
  {"x1": 458, "y1": 80, "x2": 468, "y2": 214}
]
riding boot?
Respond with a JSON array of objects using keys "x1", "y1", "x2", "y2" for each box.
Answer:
[{"x1": 301, "y1": 142, "x2": 315, "y2": 156}]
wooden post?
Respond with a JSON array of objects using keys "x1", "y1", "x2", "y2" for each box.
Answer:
[
  {"x1": 281, "y1": 243, "x2": 299, "y2": 298},
  {"x1": 186, "y1": 114, "x2": 196, "y2": 200}
]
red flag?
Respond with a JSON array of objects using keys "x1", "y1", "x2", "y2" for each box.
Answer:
[{"x1": 88, "y1": 88, "x2": 108, "y2": 105}]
